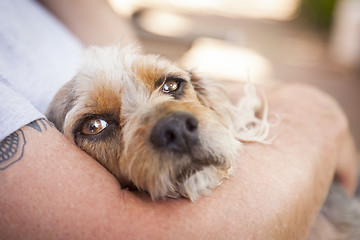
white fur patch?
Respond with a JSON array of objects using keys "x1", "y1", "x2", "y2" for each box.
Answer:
[{"x1": 179, "y1": 166, "x2": 222, "y2": 201}]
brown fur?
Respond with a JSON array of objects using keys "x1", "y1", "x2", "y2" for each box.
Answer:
[
  {"x1": 132, "y1": 55, "x2": 189, "y2": 91},
  {"x1": 47, "y1": 45, "x2": 243, "y2": 200},
  {"x1": 46, "y1": 45, "x2": 360, "y2": 239}
]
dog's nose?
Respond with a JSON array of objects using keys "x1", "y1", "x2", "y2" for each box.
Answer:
[{"x1": 150, "y1": 111, "x2": 199, "y2": 153}]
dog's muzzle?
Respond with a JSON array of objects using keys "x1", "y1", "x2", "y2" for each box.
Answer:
[{"x1": 150, "y1": 111, "x2": 199, "y2": 153}]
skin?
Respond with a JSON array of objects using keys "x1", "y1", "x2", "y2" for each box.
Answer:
[
  {"x1": 0, "y1": 83, "x2": 358, "y2": 239},
  {"x1": 39, "y1": 0, "x2": 137, "y2": 46},
  {"x1": 1, "y1": 0, "x2": 358, "y2": 239}
]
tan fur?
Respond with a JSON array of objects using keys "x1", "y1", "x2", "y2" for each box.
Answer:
[
  {"x1": 132, "y1": 55, "x2": 188, "y2": 91},
  {"x1": 90, "y1": 79, "x2": 122, "y2": 115},
  {"x1": 46, "y1": 45, "x2": 360, "y2": 238},
  {"x1": 46, "y1": 45, "x2": 267, "y2": 200}
]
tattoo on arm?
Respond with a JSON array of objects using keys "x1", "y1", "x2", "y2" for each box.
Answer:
[
  {"x1": 0, "y1": 130, "x2": 26, "y2": 170},
  {"x1": 0, "y1": 119, "x2": 54, "y2": 170},
  {"x1": 27, "y1": 118, "x2": 54, "y2": 133}
]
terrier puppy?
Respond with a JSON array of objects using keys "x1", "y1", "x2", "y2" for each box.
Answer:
[
  {"x1": 46, "y1": 45, "x2": 269, "y2": 201},
  {"x1": 47, "y1": 45, "x2": 360, "y2": 239}
]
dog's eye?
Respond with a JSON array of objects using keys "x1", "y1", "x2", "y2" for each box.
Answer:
[
  {"x1": 163, "y1": 79, "x2": 180, "y2": 93},
  {"x1": 81, "y1": 119, "x2": 108, "y2": 135}
]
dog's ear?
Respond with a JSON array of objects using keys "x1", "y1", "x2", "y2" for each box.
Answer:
[
  {"x1": 189, "y1": 72, "x2": 239, "y2": 132},
  {"x1": 46, "y1": 80, "x2": 78, "y2": 132}
]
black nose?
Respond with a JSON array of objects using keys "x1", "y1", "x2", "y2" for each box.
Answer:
[{"x1": 150, "y1": 112, "x2": 199, "y2": 153}]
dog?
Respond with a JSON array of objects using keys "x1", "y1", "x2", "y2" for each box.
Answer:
[
  {"x1": 46, "y1": 45, "x2": 360, "y2": 238},
  {"x1": 46, "y1": 45, "x2": 269, "y2": 201}
]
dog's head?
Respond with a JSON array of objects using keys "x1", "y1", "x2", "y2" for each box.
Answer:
[{"x1": 46, "y1": 45, "x2": 243, "y2": 201}]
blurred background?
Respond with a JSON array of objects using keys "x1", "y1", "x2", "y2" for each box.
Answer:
[{"x1": 108, "y1": 0, "x2": 360, "y2": 148}]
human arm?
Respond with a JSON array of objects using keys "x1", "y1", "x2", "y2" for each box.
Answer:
[
  {"x1": 1, "y1": 83, "x2": 357, "y2": 239},
  {"x1": 38, "y1": 0, "x2": 137, "y2": 46},
  {"x1": 2, "y1": 1, "x2": 355, "y2": 238}
]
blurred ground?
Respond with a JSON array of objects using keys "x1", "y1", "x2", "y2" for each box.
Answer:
[{"x1": 110, "y1": 1, "x2": 360, "y2": 148}]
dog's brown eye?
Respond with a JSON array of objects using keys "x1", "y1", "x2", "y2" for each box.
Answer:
[
  {"x1": 163, "y1": 79, "x2": 179, "y2": 93},
  {"x1": 81, "y1": 119, "x2": 108, "y2": 135}
]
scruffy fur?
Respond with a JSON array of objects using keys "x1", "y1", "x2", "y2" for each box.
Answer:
[
  {"x1": 46, "y1": 45, "x2": 268, "y2": 201},
  {"x1": 46, "y1": 45, "x2": 360, "y2": 239}
]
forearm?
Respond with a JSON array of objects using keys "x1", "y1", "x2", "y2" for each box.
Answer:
[
  {"x1": 0, "y1": 84, "x2": 356, "y2": 239},
  {"x1": 0, "y1": 120, "x2": 123, "y2": 239},
  {"x1": 38, "y1": 0, "x2": 136, "y2": 46},
  {"x1": 108, "y1": 83, "x2": 356, "y2": 239}
]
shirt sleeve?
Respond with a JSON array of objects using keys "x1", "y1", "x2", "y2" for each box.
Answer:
[{"x1": 0, "y1": 75, "x2": 44, "y2": 141}]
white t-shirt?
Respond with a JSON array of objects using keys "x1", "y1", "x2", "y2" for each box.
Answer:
[{"x1": 0, "y1": 0, "x2": 83, "y2": 140}]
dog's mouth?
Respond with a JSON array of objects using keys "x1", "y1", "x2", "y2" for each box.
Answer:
[
  {"x1": 119, "y1": 109, "x2": 235, "y2": 200},
  {"x1": 175, "y1": 156, "x2": 225, "y2": 183}
]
